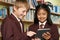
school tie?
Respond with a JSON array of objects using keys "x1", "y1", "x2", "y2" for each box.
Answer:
[
  {"x1": 19, "y1": 20, "x2": 23, "y2": 33},
  {"x1": 39, "y1": 24, "x2": 43, "y2": 29}
]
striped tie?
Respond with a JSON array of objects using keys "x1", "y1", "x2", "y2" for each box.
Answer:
[{"x1": 39, "y1": 24, "x2": 43, "y2": 29}]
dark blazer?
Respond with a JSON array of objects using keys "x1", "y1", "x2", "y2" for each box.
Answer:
[
  {"x1": 1, "y1": 14, "x2": 28, "y2": 40},
  {"x1": 29, "y1": 22, "x2": 59, "y2": 40}
]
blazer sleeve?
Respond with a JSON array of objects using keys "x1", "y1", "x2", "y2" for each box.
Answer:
[
  {"x1": 1, "y1": 21, "x2": 14, "y2": 40},
  {"x1": 50, "y1": 24, "x2": 59, "y2": 40},
  {"x1": 28, "y1": 24, "x2": 37, "y2": 39},
  {"x1": 1, "y1": 21, "x2": 29, "y2": 40}
]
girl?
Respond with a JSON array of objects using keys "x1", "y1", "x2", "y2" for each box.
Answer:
[{"x1": 28, "y1": 4, "x2": 59, "y2": 40}]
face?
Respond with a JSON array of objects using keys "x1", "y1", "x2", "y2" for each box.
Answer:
[
  {"x1": 14, "y1": 6, "x2": 27, "y2": 19},
  {"x1": 37, "y1": 9, "x2": 47, "y2": 23}
]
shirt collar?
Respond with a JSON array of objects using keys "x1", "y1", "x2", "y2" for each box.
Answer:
[
  {"x1": 39, "y1": 21, "x2": 47, "y2": 26},
  {"x1": 12, "y1": 13, "x2": 20, "y2": 22}
]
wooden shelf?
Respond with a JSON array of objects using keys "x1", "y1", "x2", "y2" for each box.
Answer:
[
  {"x1": 51, "y1": 12, "x2": 60, "y2": 16},
  {"x1": 30, "y1": 8, "x2": 35, "y2": 10},
  {"x1": 54, "y1": 23, "x2": 60, "y2": 27},
  {"x1": 0, "y1": 32, "x2": 2, "y2": 37},
  {"x1": 0, "y1": 1, "x2": 13, "y2": 7},
  {"x1": 0, "y1": 17, "x2": 4, "y2": 20},
  {"x1": 22, "y1": 20, "x2": 33, "y2": 23}
]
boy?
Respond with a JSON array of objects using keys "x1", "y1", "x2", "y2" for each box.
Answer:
[{"x1": 1, "y1": 0, "x2": 30, "y2": 40}]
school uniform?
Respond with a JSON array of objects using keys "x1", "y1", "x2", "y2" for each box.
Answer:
[
  {"x1": 29, "y1": 21, "x2": 59, "y2": 40},
  {"x1": 1, "y1": 13, "x2": 28, "y2": 40}
]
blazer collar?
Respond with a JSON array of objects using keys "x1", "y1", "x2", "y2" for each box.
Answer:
[
  {"x1": 10, "y1": 14, "x2": 24, "y2": 32},
  {"x1": 12, "y1": 13, "x2": 20, "y2": 22},
  {"x1": 44, "y1": 22, "x2": 50, "y2": 28},
  {"x1": 38, "y1": 22, "x2": 50, "y2": 28}
]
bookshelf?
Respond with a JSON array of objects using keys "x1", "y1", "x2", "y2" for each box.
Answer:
[
  {"x1": 0, "y1": 0, "x2": 59, "y2": 31},
  {"x1": 0, "y1": 1, "x2": 14, "y2": 38},
  {"x1": 51, "y1": 12, "x2": 60, "y2": 16},
  {"x1": 0, "y1": 0, "x2": 59, "y2": 26},
  {"x1": 0, "y1": 18, "x2": 4, "y2": 20},
  {"x1": 23, "y1": 20, "x2": 33, "y2": 23},
  {"x1": 0, "y1": 1, "x2": 13, "y2": 7},
  {"x1": 0, "y1": 1, "x2": 13, "y2": 20}
]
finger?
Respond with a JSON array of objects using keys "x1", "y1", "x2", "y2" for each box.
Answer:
[
  {"x1": 27, "y1": 31, "x2": 36, "y2": 37},
  {"x1": 46, "y1": 32, "x2": 51, "y2": 36},
  {"x1": 33, "y1": 32, "x2": 36, "y2": 34},
  {"x1": 43, "y1": 33, "x2": 47, "y2": 36},
  {"x1": 42, "y1": 33, "x2": 49, "y2": 38},
  {"x1": 29, "y1": 31, "x2": 36, "y2": 34},
  {"x1": 35, "y1": 38, "x2": 40, "y2": 40},
  {"x1": 42, "y1": 32, "x2": 51, "y2": 40},
  {"x1": 46, "y1": 32, "x2": 50, "y2": 34},
  {"x1": 32, "y1": 39, "x2": 35, "y2": 40},
  {"x1": 42, "y1": 33, "x2": 47, "y2": 38},
  {"x1": 42, "y1": 34, "x2": 47, "y2": 39}
]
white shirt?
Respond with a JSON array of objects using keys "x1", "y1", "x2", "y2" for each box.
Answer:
[
  {"x1": 39, "y1": 21, "x2": 47, "y2": 28},
  {"x1": 12, "y1": 13, "x2": 20, "y2": 22},
  {"x1": 12, "y1": 13, "x2": 23, "y2": 32}
]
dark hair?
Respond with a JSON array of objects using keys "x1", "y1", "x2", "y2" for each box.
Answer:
[{"x1": 34, "y1": 4, "x2": 53, "y2": 25}]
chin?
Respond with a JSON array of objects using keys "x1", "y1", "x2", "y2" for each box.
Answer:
[
  {"x1": 19, "y1": 17, "x2": 22, "y2": 19},
  {"x1": 40, "y1": 21, "x2": 44, "y2": 23},
  {"x1": 40, "y1": 20, "x2": 45, "y2": 23}
]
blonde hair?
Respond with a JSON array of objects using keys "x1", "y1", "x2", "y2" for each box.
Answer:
[{"x1": 13, "y1": 0, "x2": 30, "y2": 11}]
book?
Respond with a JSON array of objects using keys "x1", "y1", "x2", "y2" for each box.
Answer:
[
  {"x1": 7, "y1": 0, "x2": 12, "y2": 3},
  {"x1": 0, "y1": 7, "x2": 7, "y2": 19},
  {"x1": 4, "y1": 0, "x2": 8, "y2": 2},
  {"x1": 35, "y1": 28, "x2": 50, "y2": 40}
]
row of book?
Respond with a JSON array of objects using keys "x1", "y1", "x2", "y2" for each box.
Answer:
[
  {"x1": 27, "y1": 0, "x2": 36, "y2": 9},
  {"x1": 51, "y1": 6, "x2": 60, "y2": 14},
  {"x1": 51, "y1": 15, "x2": 60, "y2": 24},
  {"x1": 0, "y1": 6, "x2": 13, "y2": 19},
  {"x1": 0, "y1": 0, "x2": 16, "y2": 3},
  {"x1": 9, "y1": 6, "x2": 35, "y2": 21},
  {"x1": 0, "y1": 7, "x2": 7, "y2": 19},
  {"x1": 23, "y1": 9, "x2": 35, "y2": 21},
  {"x1": 1, "y1": 0, "x2": 60, "y2": 14},
  {"x1": 27, "y1": 0, "x2": 60, "y2": 14},
  {"x1": 0, "y1": 6, "x2": 60, "y2": 24},
  {"x1": 0, "y1": 5, "x2": 35, "y2": 21},
  {"x1": 0, "y1": 0, "x2": 60, "y2": 23}
]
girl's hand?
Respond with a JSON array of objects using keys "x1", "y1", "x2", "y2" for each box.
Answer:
[
  {"x1": 27, "y1": 31, "x2": 36, "y2": 37},
  {"x1": 42, "y1": 32, "x2": 51, "y2": 40}
]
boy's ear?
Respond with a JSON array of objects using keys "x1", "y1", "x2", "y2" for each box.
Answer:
[{"x1": 13, "y1": 6, "x2": 17, "y2": 11}]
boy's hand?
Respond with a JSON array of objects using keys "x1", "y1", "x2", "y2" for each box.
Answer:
[
  {"x1": 32, "y1": 38, "x2": 41, "y2": 40},
  {"x1": 42, "y1": 32, "x2": 51, "y2": 40},
  {"x1": 27, "y1": 31, "x2": 36, "y2": 37}
]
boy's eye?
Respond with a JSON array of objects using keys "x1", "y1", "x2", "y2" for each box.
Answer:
[{"x1": 23, "y1": 11, "x2": 26, "y2": 13}]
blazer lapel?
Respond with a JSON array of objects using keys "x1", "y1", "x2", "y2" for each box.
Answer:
[
  {"x1": 10, "y1": 14, "x2": 22, "y2": 32},
  {"x1": 36, "y1": 24, "x2": 39, "y2": 29},
  {"x1": 44, "y1": 22, "x2": 50, "y2": 28}
]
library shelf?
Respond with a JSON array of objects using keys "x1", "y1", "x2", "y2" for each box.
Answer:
[
  {"x1": 0, "y1": 18, "x2": 4, "y2": 20},
  {"x1": 54, "y1": 23, "x2": 60, "y2": 27},
  {"x1": 0, "y1": 32, "x2": 2, "y2": 37},
  {"x1": 51, "y1": 12, "x2": 60, "y2": 16},
  {"x1": 0, "y1": 1, "x2": 13, "y2": 7},
  {"x1": 22, "y1": 20, "x2": 33, "y2": 23}
]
